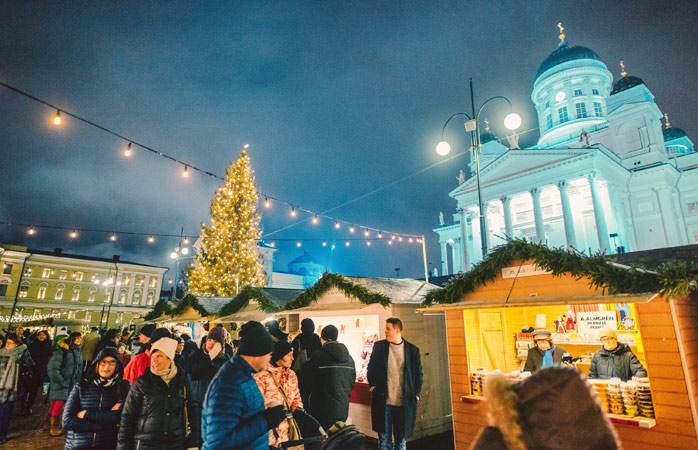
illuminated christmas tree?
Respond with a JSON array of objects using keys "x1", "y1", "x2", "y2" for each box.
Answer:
[{"x1": 187, "y1": 150, "x2": 267, "y2": 295}]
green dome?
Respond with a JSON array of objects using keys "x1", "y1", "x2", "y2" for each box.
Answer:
[{"x1": 537, "y1": 42, "x2": 601, "y2": 78}]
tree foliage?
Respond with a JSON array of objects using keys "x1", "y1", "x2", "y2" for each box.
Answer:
[{"x1": 282, "y1": 272, "x2": 391, "y2": 310}]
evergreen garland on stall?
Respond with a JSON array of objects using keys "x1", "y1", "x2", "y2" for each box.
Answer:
[
  {"x1": 169, "y1": 293, "x2": 211, "y2": 318},
  {"x1": 144, "y1": 298, "x2": 172, "y2": 320},
  {"x1": 423, "y1": 240, "x2": 698, "y2": 306},
  {"x1": 218, "y1": 285, "x2": 280, "y2": 316},
  {"x1": 282, "y1": 272, "x2": 391, "y2": 310}
]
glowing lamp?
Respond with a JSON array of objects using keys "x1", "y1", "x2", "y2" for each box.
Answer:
[
  {"x1": 170, "y1": 252, "x2": 178, "y2": 259},
  {"x1": 110, "y1": 234, "x2": 117, "y2": 241},
  {"x1": 296, "y1": 241, "x2": 302, "y2": 247},
  {"x1": 28, "y1": 226, "x2": 35, "y2": 235},
  {"x1": 504, "y1": 113, "x2": 522, "y2": 130},
  {"x1": 322, "y1": 241, "x2": 327, "y2": 246},
  {"x1": 334, "y1": 221, "x2": 340, "y2": 229},
  {"x1": 345, "y1": 241, "x2": 350, "y2": 247},
  {"x1": 349, "y1": 225, "x2": 355, "y2": 233},
  {"x1": 183, "y1": 238, "x2": 190, "y2": 245},
  {"x1": 182, "y1": 166, "x2": 189, "y2": 177},
  {"x1": 436, "y1": 141, "x2": 451, "y2": 156},
  {"x1": 53, "y1": 110, "x2": 61, "y2": 125},
  {"x1": 124, "y1": 143, "x2": 132, "y2": 157},
  {"x1": 312, "y1": 215, "x2": 318, "y2": 224},
  {"x1": 70, "y1": 230, "x2": 78, "y2": 238},
  {"x1": 181, "y1": 247, "x2": 189, "y2": 255},
  {"x1": 264, "y1": 197, "x2": 271, "y2": 208},
  {"x1": 290, "y1": 207, "x2": 296, "y2": 217},
  {"x1": 147, "y1": 236, "x2": 155, "y2": 243}
]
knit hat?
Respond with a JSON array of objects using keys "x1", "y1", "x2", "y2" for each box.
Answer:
[
  {"x1": 271, "y1": 341, "x2": 293, "y2": 366},
  {"x1": 321, "y1": 325, "x2": 338, "y2": 341},
  {"x1": 140, "y1": 324, "x2": 156, "y2": 338},
  {"x1": 266, "y1": 319, "x2": 289, "y2": 341},
  {"x1": 300, "y1": 318, "x2": 315, "y2": 334},
  {"x1": 151, "y1": 337, "x2": 178, "y2": 361},
  {"x1": 207, "y1": 326, "x2": 227, "y2": 345},
  {"x1": 598, "y1": 328, "x2": 617, "y2": 340},
  {"x1": 89, "y1": 347, "x2": 124, "y2": 380},
  {"x1": 237, "y1": 321, "x2": 274, "y2": 356},
  {"x1": 531, "y1": 329, "x2": 552, "y2": 340},
  {"x1": 150, "y1": 327, "x2": 172, "y2": 344}
]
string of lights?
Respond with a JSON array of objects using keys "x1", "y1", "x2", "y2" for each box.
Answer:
[{"x1": 0, "y1": 80, "x2": 424, "y2": 239}]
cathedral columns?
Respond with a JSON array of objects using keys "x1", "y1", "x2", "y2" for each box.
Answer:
[
  {"x1": 501, "y1": 196, "x2": 514, "y2": 240},
  {"x1": 587, "y1": 173, "x2": 611, "y2": 252},
  {"x1": 458, "y1": 208, "x2": 471, "y2": 272},
  {"x1": 557, "y1": 181, "x2": 577, "y2": 250},
  {"x1": 607, "y1": 184, "x2": 638, "y2": 252},
  {"x1": 440, "y1": 241, "x2": 449, "y2": 275},
  {"x1": 530, "y1": 188, "x2": 546, "y2": 244}
]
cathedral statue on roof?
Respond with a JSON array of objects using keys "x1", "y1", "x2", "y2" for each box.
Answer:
[{"x1": 434, "y1": 25, "x2": 697, "y2": 276}]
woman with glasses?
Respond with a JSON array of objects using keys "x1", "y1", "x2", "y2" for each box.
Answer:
[
  {"x1": 63, "y1": 347, "x2": 131, "y2": 450},
  {"x1": 589, "y1": 328, "x2": 647, "y2": 381}
]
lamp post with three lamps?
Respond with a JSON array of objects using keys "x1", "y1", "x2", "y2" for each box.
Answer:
[
  {"x1": 170, "y1": 228, "x2": 191, "y2": 300},
  {"x1": 436, "y1": 78, "x2": 521, "y2": 261}
]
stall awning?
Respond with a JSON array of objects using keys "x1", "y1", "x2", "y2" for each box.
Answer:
[
  {"x1": 417, "y1": 292, "x2": 659, "y2": 312},
  {"x1": 282, "y1": 301, "x2": 388, "y2": 313}
]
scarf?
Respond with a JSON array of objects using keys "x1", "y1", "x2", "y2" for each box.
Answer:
[
  {"x1": 541, "y1": 349, "x2": 553, "y2": 369},
  {"x1": 0, "y1": 345, "x2": 26, "y2": 403},
  {"x1": 93, "y1": 374, "x2": 119, "y2": 388},
  {"x1": 153, "y1": 362, "x2": 178, "y2": 385}
]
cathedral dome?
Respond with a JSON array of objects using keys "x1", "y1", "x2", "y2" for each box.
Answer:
[
  {"x1": 610, "y1": 75, "x2": 646, "y2": 95},
  {"x1": 663, "y1": 126, "x2": 687, "y2": 141},
  {"x1": 536, "y1": 42, "x2": 601, "y2": 78}
]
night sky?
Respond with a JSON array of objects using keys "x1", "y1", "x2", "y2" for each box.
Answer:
[{"x1": 1, "y1": 2, "x2": 696, "y2": 282}]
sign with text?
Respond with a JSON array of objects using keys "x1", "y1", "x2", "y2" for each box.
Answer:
[
  {"x1": 577, "y1": 311, "x2": 617, "y2": 340},
  {"x1": 501, "y1": 264, "x2": 552, "y2": 278}
]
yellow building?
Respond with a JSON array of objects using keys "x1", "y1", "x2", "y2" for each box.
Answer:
[{"x1": 0, "y1": 244, "x2": 167, "y2": 329}]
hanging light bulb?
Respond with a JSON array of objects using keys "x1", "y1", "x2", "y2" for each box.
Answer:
[
  {"x1": 364, "y1": 229, "x2": 370, "y2": 237},
  {"x1": 264, "y1": 197, "x2": 271, "y2": 208},
  {"x1": 290, "y1": 207, "x2": 296, "y2": 217},
  {"x1": 148, "y1": 235, "x2": 155, "y2": 243},
  {"x1": 70, "y1": 230, "x2": 78, "y2": 238},
  {"x1": 124, "y1": 143, "x2": 132, "y2": 157},
  {"x1": 388, "y1": 240, "x2": 393, "y2": 245},
  {"x1": 296, "y1": 241, "x2": 302, "y2": 247},
  {"x1": 398, "y1": 236, "x2": 403, "y2": 242},
  {"x1": 312, "y1": 215, "x2": 319, "y2": 224},
  {"x1": 270, "y1": 241, "x2": 275, "y2": 247},
  {"x1": 334, "y1": 221, "x2": 340, "y2": 229},
  {"x1": 182, "y1": 166, "x2": 189, "y2": 177},
  {"x1": 53, "y1": 109, "x2": 61, "y2": 125},
  {"x1": 391, "y1": 235, "x2": 396, "y2": 240},
  {"x1": 378, "y1": 232, "x2": 383, "y2": 239},
  {"x1": 366, "y1": 241, "x2": 371, "y2": 246},
  {"x1": 27, "y1": 226, "x2": 35, "y2": 235},
  {"x1": 110, "y1": 233, "x2": 117, "y2": 241},
  {"x1": 345, "y1": 240, "x2": 350, "y2": 246},
  {"x1": 322, "y1": 241, "x2": 327, "y2": 247},
  {"x1": 183, "y1": 238, "x2": 190, "y2": 245}
]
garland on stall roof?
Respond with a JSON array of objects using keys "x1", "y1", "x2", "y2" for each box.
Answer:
[
  {"x1": 282, "y1": 272, "x2": 391, "y2": 310},
  {"x1": 169, "y1": 293, "x2": 211, "y2": 317},
  {"x1": 422, "y1": 239, "x2": 698, "y2": 306},
  {"x1": 218, "y1": 285, "x2": 280, "y2": 317},
  {"x1": 144, "y1": 298, "x2": 173, "y2": 320}
]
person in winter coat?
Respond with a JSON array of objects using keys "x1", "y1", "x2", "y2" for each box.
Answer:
[
  {"x1": 523, "y1": 329, "x2": 570, "y2": 373},
  {"x1": 47, "y1": 331, "x2": 82, "y2": 436},
  {"x1": 291, "y1": 318, "x2": 322, "y2": 404},
  {"x1": 589, "y1": 328, "x2": 647, "y2": 382},
  {"x1": 367, "y1": 318, "x2": 422, "y2": 450},
  {"x1": 180, "y1": 333, "x2": 198, "y2": 359},
  {"x1": 254, "y1": 340, "x2": 303, "y2": 448},
  {"x1": 22, "y1": 329, "x2": 52, "y2": 415},
  {"x1": 201, "y1": 321, "x2": 287, "y2": 450},
  {"x1": 135, "y1": 324, "x2": 156, "y2": 355},
  {"x1": 470, "y1": 366, "x2": 619, "y2": 450},
  {"x1": 53, "y1": 327, "x2": 69, "y2": 349},
  {"x1": 94, "y1": 329, "x2": 120, "y2": 358},
  {"x1": 266, "y1": 320, "x2": 289, "y2": 342},
  {"x1": 123, "y1": 327, "x2": 171, "y2": 384},
  {"x1": 81, "y1": 327, "x2": 101, "y2": 368},
  {"x1": 63, "y1": 347, "x2": 131, "y2": 450},
  {"x1": 186, "y1": 326, "x2": 230, "y2": 405},
  {"x1": 118, "y1": 344, "x2": 131, "y2": 367},
  {"x1": 302, "y1": 325, "x2": 356, "y2": 430},
  {"x1": 0, "y1": 334, "x2": 34, "y2": 444},
  {"x1": 117, "y1": 337, "x2": 200, "y2": 450}
]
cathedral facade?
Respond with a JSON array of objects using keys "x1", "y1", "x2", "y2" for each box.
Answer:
[{"x1": 434, "y1": 32, "x2": 697, "y2": 275}]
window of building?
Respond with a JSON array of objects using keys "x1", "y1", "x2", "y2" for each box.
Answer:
[
  {"x1": 33, "y1": 308, "x2": 41, "y2": 317},
  {"x1": 122, "y1": 275, "x2": 131, "y2": 285},
  {"x1": 545, "y1": 101, "x2": 550, "y2": 109},
  {"x1": 74, "y1": 271, "x2": 84, "y2": 281},
  {"x1": 149, "y1": 278, "x2": 157, "y2": 288},
  {"x1": 19, "y1": 282, "x2": 29, "y2": 298},
  {"x1": 38, "y1": 285, "x2": 47, "y2": 299},
  {"x1": 133, "y1": 292, "x2": 142, "y2": 305},
  {"x1": 59, "y1": 270, "x2": 67, "y2": 280},
  {"x1": 147, "y1": 292, "x2": 155, "y2": 305},
  {"x1": 105, "y1": 292, "x2": 112, "y2": 304},
  {"x1": 116, "y1": 313, "x2": 123, "y2": 324},
  {"x1": 575, "y1": 102, "x2": 588, "y2": 118},
  {"x1": 2, "y1": 263, "x2": 11, "y2": 275},
  {"x1": 558, "y1": 106, "x2": 569, "y2": 123},
  {"x1": 119, "y1": 291, "x2": 127, "y2": 304},
  {"x1": 55, "y1": 285, "x2": 64, "y2": 300},
  {"x1": 68, "y1": 311, "x2": 76, "y2": 319},
  {"x1": 687, "y1": 202, "x2": 697, "y2": 214},
  {"x1": 42, "y1": 268, "x2": 51, "y2": 278},
  {"x1": 546, "y1": 114, "x2": 553, "y2": 130},
  {"x1": 72, "y1": 286, "x2": 81, "y2": 301},
  {"x1": 593, "y1": 102, "x2": 603, "y2": 117},
  {"x1": 136, "y1": 276, "x2": 144, "y2": 287},
  {"x1": 592, "y1": 88, "x2": 600, "y2": 95},
  {"x1": 24, "y1": 266, "x2": 32, "y2": 276},
  {"x1": 88, "y1": 287, "x2": 97, "y2": 302},
  {"x1": 91, "y1": 274, "x2": 97, "y2": 282},
  {"x1": 573, "y1": 89, "x2": 583, "y2": 96},
  {"x1": 0, "y1": 281, "x2": 8, "y2": 297},
  {"x1": 85, "y1": 311, "x2": 92, "y2": 321}
]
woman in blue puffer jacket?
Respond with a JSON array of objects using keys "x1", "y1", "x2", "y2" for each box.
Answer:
[{"x1": 62, "y1": 347, "x2": 131, "y2": 450}]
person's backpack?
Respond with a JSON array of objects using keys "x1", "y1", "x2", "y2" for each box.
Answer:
[{"x1": 292, "y1": 348, "x2": 309, "y2": 374}]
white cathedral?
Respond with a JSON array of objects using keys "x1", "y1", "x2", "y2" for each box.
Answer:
[{"x1": 434, "y1": 30, "x2": 697, "y2": 275}]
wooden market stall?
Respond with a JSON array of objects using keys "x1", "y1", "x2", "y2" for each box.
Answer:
[
  {"x1": 277, "y1": 273, "x2": 452, "y2": 441},
  {"x1": 146, "y1": 294, "x2": 230, "y2": 342},
  {"x1": 420, "y1": 241, "x2": 698, "y2": 450}
]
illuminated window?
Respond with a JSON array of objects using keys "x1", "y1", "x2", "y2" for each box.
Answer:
[
  {"x1": 74, "y1": 272, "x2": 84, "y2": 281},
  {"x1": 116, "y1": 313, "x2": 123, "y2": 324},
  {"x1": 59, "y1": 270, "x2": 67, "y2": 280},
  {"x1": 133, "y1": 291, "x2": 142, "y2": 305},
  {"x1": 42, "y1": 268, "x2": 51, "y2": 278},
  {"x1": 687, "y1": 202, "x2": 697, "y2": 214},
  {"x1": 136, "y1": 276, "x2": 145, "y2": 287},
  {"x1": 55, "y1": 286, "x2": 64, "y2": 300},
  {"x1": 38, "y1": 285, "x2": 47, "y2": 299},
  {"x1": 558, "y1": 106, "x2": 569, "y2": 123},
  {"x1": 24, "y1": 266, "x2": 32, "y2": 276},
  {"x1": 72, "y1": 286, "x2": 81, "y2": 301},
  {"x1": 68, "y1": 311, "x2": 76, "y2": 319},
  {"x1": 149, "y1": 278, "x2": 157, "y2": 288},
  {"x1": 88, "y1": 287, "x2": 96, "y2": 302},
  {"x1": 593, "y1": 102, "x2": 603, "y2": 117},
  {"x1": 19, "y1": 283, "x2": 29, "y2": 298},
  {"x1": 105, "y1": 292, "x2": 112, "y2": 304},
  {"x1": 33, "y1": 309, "x2": 41, "y2": 316},
  {"x1": 147, "y1": 292, "x2": 155, "y2": 305},
  {"x1": 85, "y1": 311, "x2": 92, "y2": 321},
  {"x1": 575, "y1": 102, "x2": 588, "y2": 118},
  {"x1": 122, "y1": 275, "x2": 131, "y2": 285},
  {"x1": 119, "y1": 290, "x2": 127, "y2": 304},
  {"x1": 2, "y1": 264, "x2": 12, "y2": 275}
]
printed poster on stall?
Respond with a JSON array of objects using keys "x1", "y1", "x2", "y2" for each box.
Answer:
[{"x1": 577, "y1": 311, "x2": 617, "y2": 343}]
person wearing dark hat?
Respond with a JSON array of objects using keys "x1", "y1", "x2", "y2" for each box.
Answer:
[
  {"x1": 254, "y1": 341, "x2": 303, "y2": 448},
  {"x1": 302, "y1": 324, "x2": 356, "y2": 430},
  {"x1": 123, "y1": 327, "x2": 171, "y2": 384},
  {"x1": 180, "y1": 333, "x2": 198, "y2": 359},
  {"x1": 524, "y1": 329, "x2": 569, "y2": 373},
  {"x1": 186, "y1": 326, "x2": 231, "y2": 405},
  {"x1": 290, "y1": 318, "x2": 322, "y2": 403},
  {"x1": 135, "y1": 324, "x2": 156, "y2": 355},
  {"x1": 202, "y1": 321, "x2": 286, "y2": 450},
  {"x1": 63, "y1": 347, "x2": 131, "y2": 450},
  {"x1": 471, "y1": 366, "x2": 620, "y2": 450},
  {"x1": 265, "y1": 319, "x2": 289, "y2": 342}
]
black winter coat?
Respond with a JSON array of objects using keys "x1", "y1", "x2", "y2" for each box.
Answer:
[
  {"x1": 301, "y1": 341, "x2": 356, "y2": 429},
  {"x1": 367, "y1": 339, "x2": 422, "y2": 438},
  {"x1": 589, "y1": 343, "x2": 647, "y2": 381},
  {"x1": 181, "y1": 339, "x2": 198, "y2": 359},
  {"x1": 117, "y1": 368, "x2": 200, "y2": 450},
  {"x1": 28, "y1": 338, "x2": 52, "y2": 382},
  {"x1": 63, "y1": 377, "x2": 131, "y2": 450},
  {"x1": 185, "y1": 347, "x2": 229, "y2": 405},
  {"x1": 523, "y1": 344, "x2": 567, "y2": 373}
]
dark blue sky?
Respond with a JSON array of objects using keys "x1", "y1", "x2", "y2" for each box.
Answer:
[{"x1": 1, "y1": 2, "x2": 696, "y2": 281}]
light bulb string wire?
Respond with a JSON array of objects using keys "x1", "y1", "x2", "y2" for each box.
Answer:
[{"x1": 0, "y1": 80, "x2": 426, "y2": 238}]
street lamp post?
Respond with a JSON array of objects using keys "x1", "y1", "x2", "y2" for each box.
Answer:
[
  {"x1": 170, "y1": 227, "x2": 190, "y2": 300},
  {"x1": 437, "y1": 78, "x2": 521, "y2": 260}
]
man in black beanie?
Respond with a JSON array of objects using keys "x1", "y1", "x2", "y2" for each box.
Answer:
[
  {"x1": 201, "y1": 321, "x2": 286, "y2": 450},
  {"x1": 302, "y1": 324, "x2": 356, "y2": 430},
  {"x1": 291, "y1": 318, "x2": 322, "y2": 405}
]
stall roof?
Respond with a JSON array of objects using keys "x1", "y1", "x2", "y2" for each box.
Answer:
[
  {"x1": 610, "y1": 244, "x2": 698, "y2": 270},
  {"x1": 211, "y1": 287, "x2": 305, "y2": 322},
  {"x1": 197, "y1": 296, "x2": 235, "y2": 316},
  {"x1": 343, "y1": 276, "x2": 439, "y2": 304}
]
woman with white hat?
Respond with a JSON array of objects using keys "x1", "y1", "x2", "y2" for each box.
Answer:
[{"x1": 117, "y1": 337, "x2": 200, "y2": 450}]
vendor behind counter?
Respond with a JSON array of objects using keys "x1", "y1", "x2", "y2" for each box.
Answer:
[
  {"x1": 589, "y1": 328, "x2": 647, "y2": 382},
  {"x1": 523, "y1": 329, "x2": 570, "y2": 373}
]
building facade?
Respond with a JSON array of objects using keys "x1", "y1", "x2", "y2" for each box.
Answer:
[
  {"x1": 0, "y1": 244, "x2": 167, "y2": 328},
  {"x1": 435, "y1": 33, "x2": 697, "y2": 275}
]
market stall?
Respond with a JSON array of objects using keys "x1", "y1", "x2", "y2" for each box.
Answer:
[
  {"x1": 420, "y1": 241, "x2": 698, "y2": 450},
  {"x1": 278, "y1": 273, "x2": 452, "y2": 441}
]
